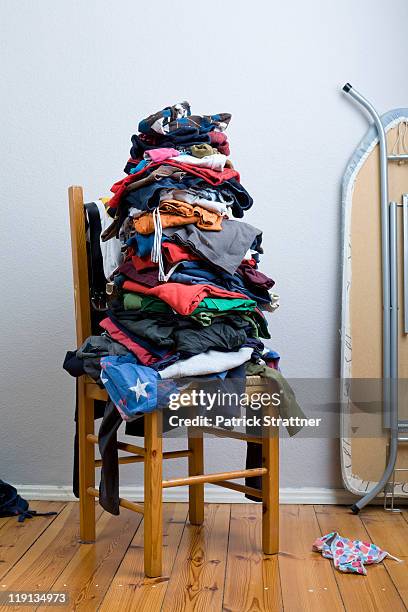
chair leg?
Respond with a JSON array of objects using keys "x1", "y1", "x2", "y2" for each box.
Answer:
[
  {"x1": 78, "y1": 378, "x2": 96, "y2": 543},
  {"x1": 262, "y1": 423, "x2": 279, "y2": 555},
  {"x1": 188, "y1": 427, "x2": 204, "y2": 525},
  {"x1": 144, "y1": 410, "x2": 163, "y2": 577}
]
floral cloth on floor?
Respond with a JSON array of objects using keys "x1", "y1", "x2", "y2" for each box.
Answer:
[{"x1": 312, "y1": 531, "x2": 402, "y2": 575}]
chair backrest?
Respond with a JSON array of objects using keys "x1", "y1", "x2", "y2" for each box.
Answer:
[{"x1": 68, "y1": 186, "x2": 92, "y2": 347}]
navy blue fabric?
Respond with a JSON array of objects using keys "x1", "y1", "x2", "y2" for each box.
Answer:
[
  {"x1": 126, "y1": 231, "x2": 158, "y2": 257},
  {"x1": 0, "y1": 480, "x2": 57, "y2": 523},
  {"x1": 63, "y1": 350, "x2": 85, "y2": 377},
  {"x1": 217, "y1": 178, "x2": 253, "y2": 218}
]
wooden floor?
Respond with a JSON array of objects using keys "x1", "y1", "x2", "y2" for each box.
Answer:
[{"x1": 0, "y1": 502, "x2": 407, "y2": 611}]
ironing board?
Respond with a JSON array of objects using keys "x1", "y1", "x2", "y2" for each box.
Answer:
[{"x1": 340, "y1": 98, "x2": 408, "y2": 503}]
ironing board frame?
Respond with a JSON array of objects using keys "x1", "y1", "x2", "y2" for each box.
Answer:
[{"x1": 342, "y1": 85, "x2": 400, "y2": 512}]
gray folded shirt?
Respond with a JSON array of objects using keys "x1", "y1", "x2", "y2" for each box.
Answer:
[{"x1": 163, "y1": 219, "x2": 263, "y2": 274}]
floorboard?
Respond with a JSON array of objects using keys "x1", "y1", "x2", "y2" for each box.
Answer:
[
  {"x1": 0, "y1": 504, "x2": 103, "y2": 612},
  {"x1": 100, "y1": 503, "x2": 188, "y2": 612},
  {"x1": 0, "y1": 502, "x2": 407, "y2": 612},
  {"x1": 361, "y1": 507, "x2": 408, "y2": 608},
  {"x1": 0, "y1": 518, "x2": 12, "y2": 533},
  {"x1": 37, "y1": 507, "x2": 141, "y2": 612},
  {"x1": 0, "y1": 502, "x2": 66, "y2": 582},
  {"x1": 278, "y1": 505, "x2": 345, "y2": 612},
  {"x1": 222, "y1": 504, "x2": 282, "y2": 612},
  {"x1": 162, "y1": 503, "x2": 230, "y2": 612}
]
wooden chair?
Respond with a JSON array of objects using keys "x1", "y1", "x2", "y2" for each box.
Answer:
[{"x1": 68, "y1": 185, "x2": 280, "y2": 577}]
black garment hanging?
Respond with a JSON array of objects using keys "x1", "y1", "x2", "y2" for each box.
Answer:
[{"x1": 84, "y1": 202, "x2": 109, "y2": 312}]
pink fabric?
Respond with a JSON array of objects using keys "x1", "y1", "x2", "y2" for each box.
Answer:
[
  {"x1": 209, "y1": 131, "x2": 230, "y2": 155},
  {"x1": 122, "y1": 281, "x2": 248, "y2": 316},
  {"x1": 145, "y1": 148, "x2": 180, "y2": 163},
  {"x1": 99, "y1": 318, "x2": 159, "y2": 366}
]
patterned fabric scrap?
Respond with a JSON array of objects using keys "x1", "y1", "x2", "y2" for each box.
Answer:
[{"x1": 312, "y1": 531, "x2": 402, "y2": 575}]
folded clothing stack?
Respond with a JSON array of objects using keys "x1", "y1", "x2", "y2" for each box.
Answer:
[
  {"x1": 93, "y1": 101, "x2": 284, "y2": 417},
  {"x1": 64, "y1": 102, "x2": 304, "y2": 513}
]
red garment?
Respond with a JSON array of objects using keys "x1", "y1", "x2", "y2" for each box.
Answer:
[
  {"x1": 100, "y1": 317, "x2": 159, "y2": 366},
  {"x1": 131, "y1": 255, "x2": 157, "y2": 272},
  {"x1": 108, "y1": 161, "x2": 240, "y2": 209},
  {"x1": 209, "y1": 131, "x2": 230, "y2": 156},
  {"x1": 109, "y1": 173, "x2": 145, "y2": 209},
  {"x1": 162, "y1": 241, "x2": 200, "y2": 265},
  {"x1": 122, "y1": 281, "x2": 248, "y2": 316},
  {"x1": 129, "y1": 245, "x2": 199, "y2": 275},
  {"x1": 131, "y1": 245, "x2": 199, "y2": 274}
]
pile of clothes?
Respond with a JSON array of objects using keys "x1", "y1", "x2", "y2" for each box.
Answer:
[{"x1": 64, "y1": 101, "x2": 304, "y2": 514}]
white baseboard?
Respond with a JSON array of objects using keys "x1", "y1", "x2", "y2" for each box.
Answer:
[{"x1": 16, "y1": 484, "x2": 357, "y2": 505}]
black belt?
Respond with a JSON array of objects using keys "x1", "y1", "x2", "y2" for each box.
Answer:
[{"x1": 84, "y1": 202, "x2": 108, "y2": 312}]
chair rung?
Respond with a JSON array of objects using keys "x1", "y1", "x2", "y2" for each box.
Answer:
[
  {"x1": 162, "y1": 467, "x2": 267, "y2": 488},
  {"x1": 87, "y1": 487, "x2": 144, "y2": 514},
  {"x1": 87, "y1": 433, "x2": 145, "y2": 456},
  {"x1": 94, "y1": 449, "x2": 192, "y2": 468},
  {"x1": 211, "y1": 480, "x2": 263, "y2": 499},
  {"x1": 198, "y1": 426, "x2": 262, "y2": 444}
]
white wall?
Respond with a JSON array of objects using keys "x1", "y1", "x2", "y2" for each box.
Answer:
[{"x1": 1, "y1": 0, "x2": 408, "y2": 495}]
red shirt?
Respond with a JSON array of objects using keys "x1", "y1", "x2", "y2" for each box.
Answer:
[
  {"x1": 161, "y1": 241, "x2": 199, "y2": 265},
  {"x1": 121, "y1": 281, "x2": 248, "y2": 316}
]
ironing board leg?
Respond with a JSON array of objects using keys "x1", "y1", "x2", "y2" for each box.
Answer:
[
  {"x1": 262, "y1": 420, "x2": 279, "y2": 555},
  {"x1": 144, "y1": 411, "x2": 163, "y2": 577},
  {"x1": 188, "y1": 428, "x2": 204, "y2": 525},
  {"x1": 78, "y1": 378, "x2": 95, "y2": 543}
]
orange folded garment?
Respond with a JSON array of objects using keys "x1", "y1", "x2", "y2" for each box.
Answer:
[{"x1": 133, "y1": 199, "x2": 224, "y2": 234}]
